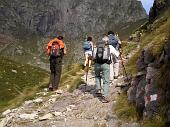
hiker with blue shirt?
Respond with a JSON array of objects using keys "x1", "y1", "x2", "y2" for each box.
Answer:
[
  {"x1": 108, "y1": 31, "x2": 121, "y2": 80},
  {"x1": 83, "y1": 37, "x2": 94, "y2": 67}
]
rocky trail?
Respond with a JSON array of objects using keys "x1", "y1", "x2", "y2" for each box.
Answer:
[{"x1": 0, "y1": 69, "x2": 138, "y2": 127}]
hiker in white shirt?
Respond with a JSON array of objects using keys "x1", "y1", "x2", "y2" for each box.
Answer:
[{"x1": 102, "y1": 35, "x2": 120, "y2": 82}]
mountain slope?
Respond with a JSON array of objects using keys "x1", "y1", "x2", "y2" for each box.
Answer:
[
  {"x1": 0, "y1": 56, "x2": 49, "y2": 112},
  {"x1": 0, "y1": 0, "x2": 147, "y2": 38},
  {"x1": 118, "y1": 1, "x2": 170, "y2": 126},
  {"x1": 0, "y1": 0, "x2": 148, "y2": 69}
]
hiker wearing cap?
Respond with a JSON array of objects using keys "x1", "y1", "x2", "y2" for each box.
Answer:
[
  {"x1": 102, "y1": 35, "x2": 120, "y2": 82},
  {"x1": 47, "y1": 36, "x2": 67, "y2": 91},
  {"x1": 82, "y1": 37, "x2": 94, "y2": 68},
  {"x1": 108, "y1": 31, "x2": 121, "y2": 80},
  {"x1": 93, "y1": 37, "x2": 118, "y2": 103}
]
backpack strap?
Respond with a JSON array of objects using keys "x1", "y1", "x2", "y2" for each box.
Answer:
[{"x1": 107, "y1": 45, "x2": 112, "y2": 64}]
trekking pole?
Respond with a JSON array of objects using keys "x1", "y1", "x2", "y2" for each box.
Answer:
[
  {"x1": 119, "y1": 50, "x2": 128, "y2": 79},
  {"x1": 84, "y1": 56, "x2": 90, "y2": 92},
  {"x1": 85, "y1": 67, "x2": 88, "y2": 92}
]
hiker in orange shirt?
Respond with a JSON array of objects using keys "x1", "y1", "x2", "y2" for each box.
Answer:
[{"x1": 47, "y1": 36, "x2": 67, "y2": 91}]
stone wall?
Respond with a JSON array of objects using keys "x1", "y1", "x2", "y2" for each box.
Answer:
[{"x1": 127, "y1": 38, "x2": 170, "y2": 124}]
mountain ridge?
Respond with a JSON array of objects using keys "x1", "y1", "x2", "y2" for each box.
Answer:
[{"x1": 0, "y1": 0, "x2": 147, "y2": 39}]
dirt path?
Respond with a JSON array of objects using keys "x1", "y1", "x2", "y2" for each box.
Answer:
[{"x1": 0, "y1": 69, "x2": 138, "y2": 127}]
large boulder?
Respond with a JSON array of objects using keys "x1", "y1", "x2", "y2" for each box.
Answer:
[
  {"x1": 143, "y1": 49, "x2": 155, "y2": 65},
  {"x1": 127, "y1": 77, "x2": 139, "y2": 104},
  {"x1": 164, "y1": 39, "x2": 170, "y2": 62},
  {"x1": 135, "y1": 74, "x2": 146, "y2": 119},
  {"x1": 149, "y1": 0, "x2": 169, "y2": 22},
  {"x1": 144, "y1": 65, "x2": 159, "y2": 119},
  {"x1": 136, "y1": 50, "x2": 146, "y2": 71}
]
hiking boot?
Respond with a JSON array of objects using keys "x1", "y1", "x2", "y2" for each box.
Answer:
[
  {"x1": 109, "y1": 82, "x2": 113, "y2": 87},
  {"x1": 110, "y1": 80, "x2": 113, "y2": 83},
  {"x1": 101, "y1": 96, "x2": 110, "y2": 103},
  {"x1": 48, "y1": 87, "x2": 53, "y2": 91},
  {"x1": 114, "y1": 76, "x2": 118, "y2": 79},
  {"x1": 95, "y1": 89, "x2": 102, "y2": 97}
]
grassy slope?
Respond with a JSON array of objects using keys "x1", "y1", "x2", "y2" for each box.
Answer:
[
  {"x1": 0, "y1": 35, "x2": 49, "y2": 64},
  {"x1": 60, "y1": 64, "x2": 85, "y2": 92},
  {"x1": 118, "y1": 19, "x2": 148, "y2": 40},
  {"x1": 0, "y1": 56, "x2": 49, "y2": 112},
  {"x1": 115, "y1": 9, "x2": 170, "y2": 127},
  {"x1": 126, "y1": 9, "x2": 170, "y2": 75},
  {"x1": 114, "y1": 94, "x2": 138, "y2": 122},
  {"x1": 0, "y1": 55, "x2": 84, "y2": 113}
]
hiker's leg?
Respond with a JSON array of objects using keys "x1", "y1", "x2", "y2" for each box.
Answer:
[
  {"x1": 114, "y1": 58, "x2": 119, "y2": 78},
  {"x1": 49, "y1": 59, "x2": 55, "y2": 90},
  {"x1": 110, "y1": 61, "x2": 114, "y2": 81},
  {"x1": 88, "y1": 53, "x2": 92, "y2": 67},
  {"x1": 54, "y1": 58, "x2": 62, "y2": 90},
  {"x1": 89, "y1": 59, "x2": 92, "y2": 67},
  {"x1": 95, "y1": 63, "x2": 101, "y2": 90},
  {"x1": 49, "y1": 72, "x2": 55, "y2": 89},
  {"x1": 101, "y1": 63, "x2": 110, "y2": 97},
  {"x1": 84, "y1": 54, "x2": 88, "y2": 66}
]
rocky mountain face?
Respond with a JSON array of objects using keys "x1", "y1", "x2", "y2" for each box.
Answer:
[
  {"x1": 0, "y1": 0, "x2": 147, "y2": 70},
  {"x1": 149, "y1": 0, "x2": 170, "y2": 22},
  {"x1": 0, "y1": 0, "x2": 147, "y2": 39},
  {"x1": 125, "y1": 1, "x2": 170, "y2": 125}
]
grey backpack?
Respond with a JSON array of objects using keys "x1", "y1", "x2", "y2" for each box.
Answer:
[
  {"x1": 108, "y1": 34, "x2": 119, "y2": 50},
  {"x1": 93, "y1": 43, "x2": 111, "y2": 64}
]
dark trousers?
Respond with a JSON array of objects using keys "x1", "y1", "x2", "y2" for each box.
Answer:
[{"x1": 49, "y1": 57, "x2": 62, "y2": 90}]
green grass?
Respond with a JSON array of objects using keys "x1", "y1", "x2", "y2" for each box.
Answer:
[
  {"x1": 126, "y1": 9, "x2": 170, "y2": 76},
  {"x1": 117, "y1": 8, "x2": 170, "y2": 126},
  {"x1": 60, "y1": 64, "x2": 84, "y2": 92},
  {"x1": 117, "y1": 18, "x2": 148, "y2": 40},
  {"x1": 0, "y1": 56, "x2": 49, "y2": 113},
  {"x1": 122, "y1": 41, "x2": 138, "y2": 56},
  {"x1": 141, "y1": 118, "x2": 165, "y2": 127},
  {"x1": 114, "y1": 94, "x2": 138, "y2": 122},
  {"x1": 139, "y1": 9, "x2": 170, "y2": 55},
  {"x1": 114, "y1": 94, "x2": 165, "y2": 127}
]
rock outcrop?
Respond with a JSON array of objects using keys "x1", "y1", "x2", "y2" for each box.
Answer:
[
  {"x1": 125, "y1": 1, "x2": 170, "y2": 123},
  {"x1": 0, "y1": 0, "x2": 147, "y2": 38},
  {"x1": 128, "y1": 38, "x2": 170, "y2": 120},
  {"x1": 149, "y1": 0, "x2": 170, "y2": 22}
]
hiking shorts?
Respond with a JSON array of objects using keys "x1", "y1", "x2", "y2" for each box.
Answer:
[{"x1": 85, "y1": 51, "x2": 92, "y2": 56}]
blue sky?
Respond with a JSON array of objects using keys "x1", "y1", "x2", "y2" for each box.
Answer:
[{"x1": 139, "y1": 0, "x2": 154, "y2": 14}]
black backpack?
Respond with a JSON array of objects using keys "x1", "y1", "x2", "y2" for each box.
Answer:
[{"x1": 93, "y1": 44, "x2": 111, "y2": 64}]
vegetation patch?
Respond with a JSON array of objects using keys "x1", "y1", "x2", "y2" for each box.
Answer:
[
  {"x1": 141, "y1": 116, "x2": 165, "y2": 127},
  {"x1": 0, "y1": 56, "x2": 49, "y2": 113},
  {"x1": 60, "y1": 64, "x2": 84, "y2": 92},
  {"x1": 114, "y1": 94, "x2": 138, "y2": 122},
  {"x1": 125, "y1": 50, "x2": 140, "y2": 76},
  {"x1": 117, "y1": 9, "x2": 170, "y2": 127},
  {"x1": 126, "y1": 9, "x2": 170, "y2": 75},
  {"x1": 122, "y1": 41, "x2": 138, "y2": 56}
]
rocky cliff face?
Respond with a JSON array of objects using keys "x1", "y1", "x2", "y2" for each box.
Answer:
[
  {"x1": 0, "y1": 0, "x2": 147, "y2": 39},
  {"x1": 126, "y1": 2, "x2": 170, "y2": 124},
  {"x1": 0, "y1": 0, "x2": 147, "y2": 69},
  {"x1": 149, "y1": 0, "x2": 170, "y2": 22}
]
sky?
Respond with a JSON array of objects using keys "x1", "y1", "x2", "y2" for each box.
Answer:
[{"x1": 138, "y1": 0, "x2": 154, "y2": 14}]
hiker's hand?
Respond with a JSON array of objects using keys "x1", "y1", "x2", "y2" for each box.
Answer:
[
  {"x1": 119, "y1": 50, "x2": 122, "y2": 55},
  {"x1": 64, "y1": 48, "x2": 67, "y2": 55}
]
